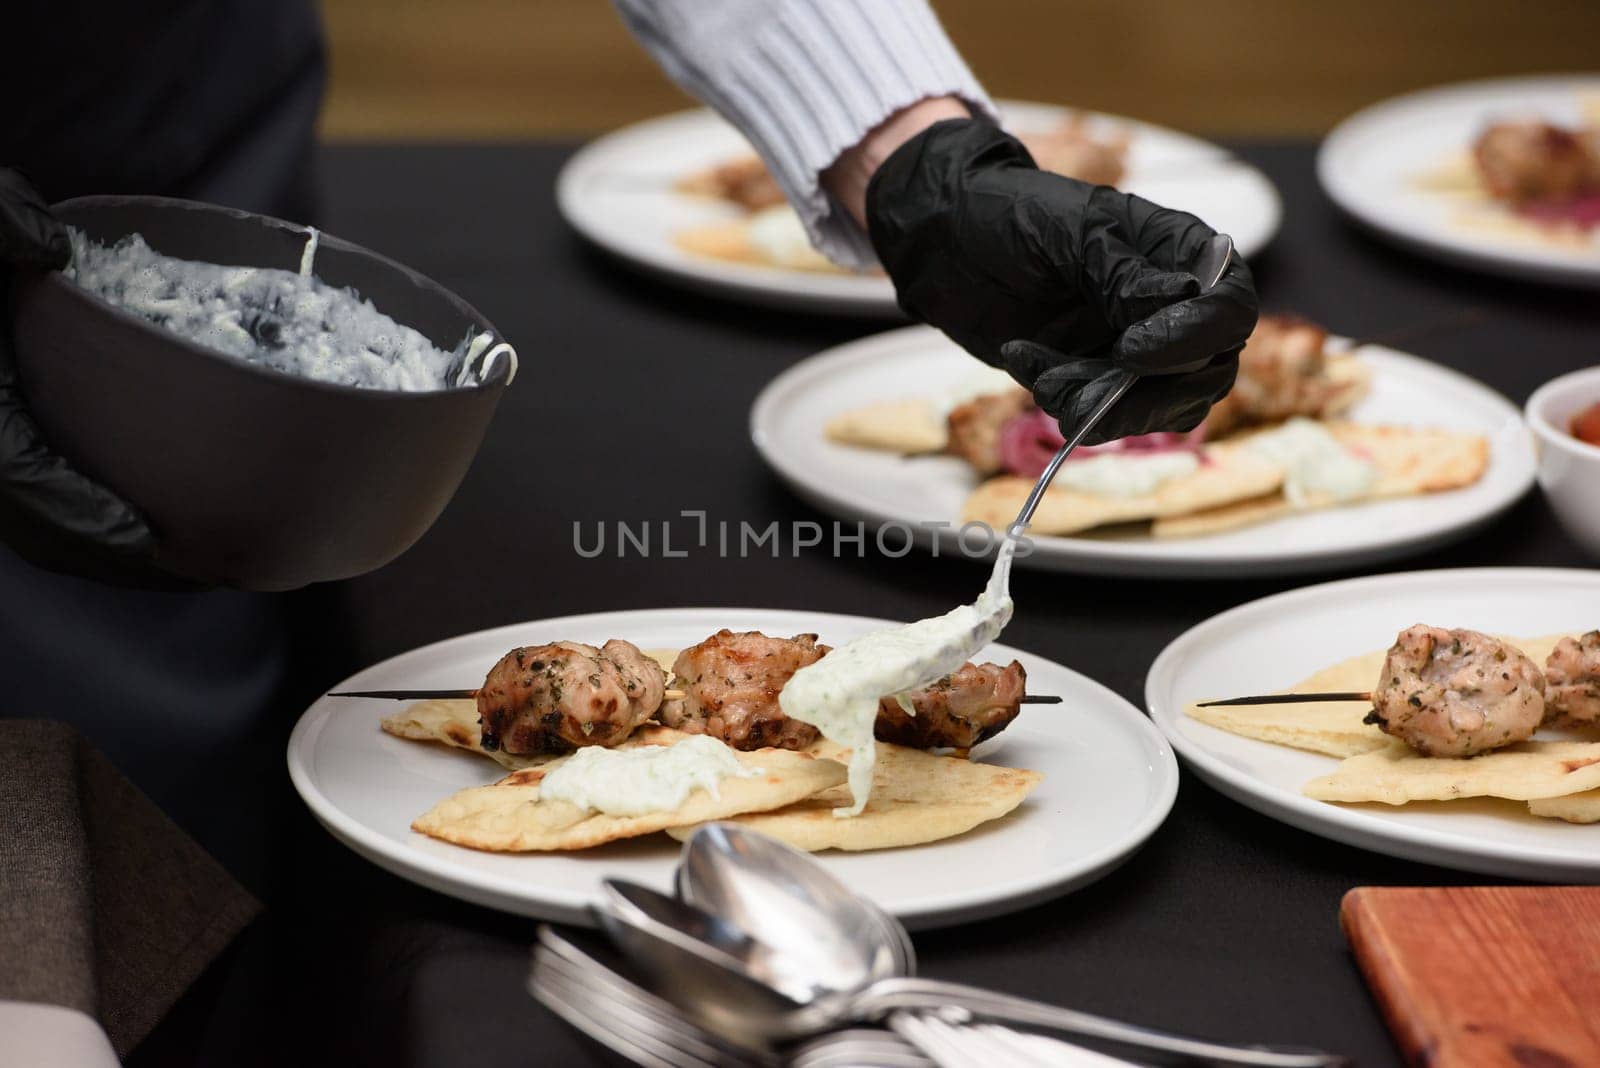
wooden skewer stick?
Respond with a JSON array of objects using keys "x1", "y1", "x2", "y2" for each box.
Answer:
[
  {"x1": 330, "y1": 687, "x2": 1064, "y2": 705},
  {"x1": 1195, "y1": 691, "x2": 1372, "y2": 708}
]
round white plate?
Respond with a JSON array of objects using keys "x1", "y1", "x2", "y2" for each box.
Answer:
[
  {"x1": 750, "y1": 325, "x2": 1536, "y2": 578},
  {"x1": 557, "y1": 102, "x2": 1282, "y2": 315},
  {"x1": 1147, "y1": 568, "x2": 1600, "y2": 882},
  {"x1": 1319, "y1": 74, "x2": 1600, "y2": 288},
  {"x1": 287, "y1": 607, "x2": 1177, "y2": 929}
]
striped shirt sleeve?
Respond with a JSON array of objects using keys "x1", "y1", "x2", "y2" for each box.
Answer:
[{"x1": 613, "y1": 0, "x2": 995, "y2": 269}]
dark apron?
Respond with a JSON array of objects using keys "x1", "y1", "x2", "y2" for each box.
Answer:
[{"x1": 1, "y1": 0, "x2": 326, "y2": 891}]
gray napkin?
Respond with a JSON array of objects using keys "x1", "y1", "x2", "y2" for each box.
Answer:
[{"x1": 0, "y1": 720, "x2": 259, "y2": 1056}]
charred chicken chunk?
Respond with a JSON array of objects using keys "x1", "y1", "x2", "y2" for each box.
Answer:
[
  {"x1": 1019, "y1": 114, "x2": 1129, "y2": 188},
  {"x1": 686, "y1": 155, "x2": 787, "y2": 212},
  {"x1": 476, "y1": 639, "x2": 665, "y2": 754},
  {"x1": 874, "y1": 660, "x2": 1027, "y2": 751},
  {"x1": 1203, "y1": 314, "x2": 1346, "y2": 437},
  {"x1": 1367, "y1": 625, "x2": 1545, "y2": 757},
  {"x1": 1472, "y1": 121, "x2": 1600, "y2": 204},
  {"x1": 945, "y1": 388, "x2": 1033, "y2": 475},
  {"x1": 1544, "y1": 631, "x2": 1600, "y2": 728},
  {"x1": 662, "y1": 630, "x2": 828, "y2": 750},
  {"x1": 664, "y1": 630, "x2": 1032, "y2": 753}
]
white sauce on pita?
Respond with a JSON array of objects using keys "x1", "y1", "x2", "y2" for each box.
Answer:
[
  {"x1": 1246, "y1": 417, "x2": 1375, "y2": 506},
  {"x1": 538, "y1": 735, "x2": 761, "y2": 816}
]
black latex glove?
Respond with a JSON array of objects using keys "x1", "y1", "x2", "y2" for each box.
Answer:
[
  {"x1": 866, "y1": 119, "x2": 1259, "y2": 444},
  {"x1": 0, "y1": 168, "x2": 168, "y2": 585}
]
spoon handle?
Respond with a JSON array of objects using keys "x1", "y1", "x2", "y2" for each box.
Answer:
[{"x1": 855, "y1": 977, "x2": 1349, "y2": 1068}]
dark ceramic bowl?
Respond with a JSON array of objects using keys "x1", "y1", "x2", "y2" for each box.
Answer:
[{"x1": 10, "y1": 196, "x2": 511, "y2": 590}]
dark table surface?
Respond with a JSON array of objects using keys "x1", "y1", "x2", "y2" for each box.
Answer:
[{"x1": 128, "y1": 140, "x2": 1598, "y2": 1068}]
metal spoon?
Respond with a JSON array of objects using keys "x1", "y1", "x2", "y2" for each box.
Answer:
[{"x1": 600, "y1": 826, "x2": 1347, "y2": 1066}]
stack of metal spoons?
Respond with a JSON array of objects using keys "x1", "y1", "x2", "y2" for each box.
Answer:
[{"x1": 530, "y1": 822, "x2": 1349, "y2": 1067}]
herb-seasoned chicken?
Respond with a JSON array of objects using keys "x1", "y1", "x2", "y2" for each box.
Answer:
[
  {"x1": 873, "y1": 660, "x2": 1027, "y2": 751},
  {"x1": 945, "y1": 388, "x2": 1033, "y2": 475},
  {"x1": 663, "y1": 630, "x2": 1029, "y2": 753},
  {"x1": 1021, "y1": 112, "x2": 1129, "y2": 187},
  {"x1": 1366, "y1": 625, "x2": 1545, "y2": 757},
  {"x1": 1472, "y1": 121, "x2": 1600, "y2": 205},
  {"x1": 1202, "y1": 314, "x2": 1354, "y2": 437},
  {"x1": 662, "y1": 630, "x2": 828, "y2": 750},
  {"x1": 476, "y1": 639, "x2": 665, "y2": 754},
  {"x1": 1544, "y1": 630, "x2": 1600, "y2": 728}
]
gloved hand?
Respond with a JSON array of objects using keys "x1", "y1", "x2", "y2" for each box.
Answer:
[
  {"x1": 0, "y1": 168, "x2": 167, "y2": 585},
  {"x1": 866, "y1": 119, "x2": 1259, "y2": 444}
]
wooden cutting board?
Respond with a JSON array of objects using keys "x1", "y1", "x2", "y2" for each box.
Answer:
[{"x1": 1342, "y1": 886, "x2": 1600, "y2": 1067}]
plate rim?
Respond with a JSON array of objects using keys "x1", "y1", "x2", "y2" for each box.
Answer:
[
  {"x1": 1317, "y1": 72, "x2": 1600, "y2": 288},
  {"x1": 557, "y1": 102, "x2": 1282, "y2": 315},
  {"x1": 748, "y1": 324, "x2": 1537, "y2": 577},
  {"x1": 1144, "y1": 566, "x2": 1600, "y2": 878},
  {"x1": 288, "y1": 604, "x2": 1181, "y2": 928}
]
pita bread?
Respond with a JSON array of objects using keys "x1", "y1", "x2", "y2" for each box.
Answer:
[
  {"x1": 673, "y1": 223, "x2": 839, "y2": 273},
  {"x1": 1153, "y1": 422, "x2": 1489, "y2": 537},
  {"x1": 412, "y1": 727, "x2": 846, "y2": 852},
  {"x1": 962, "y1": 443, "x2": 1284, "y2": 536},
  {"x1": 1304, "y1": 740, "x2": 1600, "y2": 805},
  {"x1": 671, "y1": 740, "x2": 1042, "y2": 851},
  {"x1": 1184, "y1": 635, "x2": 1572, "y2": 758},
  {"x1": 824, "y1": 399, "x2": 947, "y2": 454},
  {"x1": 1529, "y1": 790, "x2": 1600, "y2": 824},
  {"x1": 381, "y1": 699, "x2": 548, "y2": 772}
]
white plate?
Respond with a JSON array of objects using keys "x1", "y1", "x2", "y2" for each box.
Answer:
[
  {"x1": 287, "y1": 607, "x2": 1177, "y2": 930},
  {"x1": 557, "y1": 102, "x2": 1282, "y2": 315},
  {"x1": 750, "y1": 325, "x2": 1536, "y2": 578},
  {"x1": 1319, "y1": 74, "x2": 1600, "y2": 288},
  {"x1": 1146, "y1": 568, "x2": 1600, "y2": 882}
]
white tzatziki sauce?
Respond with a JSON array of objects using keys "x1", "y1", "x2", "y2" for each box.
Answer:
[
  {"x1": 1245, "y1": 417, "x2": 1376, "y2": 507},
  {"x1": 744, "y1": 206, "x2": 834, "y2": 270},
  {"x1": 1053, "y1": 451, "x2": 1200, "y2": 498},
  {"x1": 779, "y1": 586, "x2": 1014, "y2": 817},
  {"x1": 537, "y1": 735, "x2": 762, "y2": 817}
]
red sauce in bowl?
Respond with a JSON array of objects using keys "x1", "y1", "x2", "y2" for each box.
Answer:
[{"x1": 1572, "y1": 401, "x2": 1600, "y2": 446}]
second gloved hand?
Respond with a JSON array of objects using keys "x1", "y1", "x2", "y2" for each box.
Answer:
[
  {"x1": 865, "y1": 118, "x2": 1258, "y2": 444},
  {"x1": 0, "y1": 168, "x2": 171, "y2": 586}
]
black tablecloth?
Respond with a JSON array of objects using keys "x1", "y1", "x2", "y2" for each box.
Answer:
[{"x1": 127, "y1": 141, "x2": 1597, "y2": 1068}]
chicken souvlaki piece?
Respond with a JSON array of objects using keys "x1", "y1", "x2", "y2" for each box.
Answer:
[
  {"x1": 1366, "y1": 625, "x2": 1545, "y2": 757},
  {"x1": 476, "y1": 640, "x2": 666, "y2": 754},
  {"x1": 661, "y1": 630, "x2": 1030, "y2": 752},
  {"x1": 1544, "y1": 630, "x2": 1600, "y2": 728},
  {"x1": 873, "y1": 660, "x2": 1027, "y2": 751},
  {"x1": 1472, "y1": 120, "x2": 1600, "y2": 205},
  {"x1": 1201, "y1": 314, "x2": 1350, "y2": 438},
  {"x1": 662, "y1": 630, "x2": 829, "y2": 750},
  {"x1": 945, "y1": 388, "x2": 1033, "y2": 475}
]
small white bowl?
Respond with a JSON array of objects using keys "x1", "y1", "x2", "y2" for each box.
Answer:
[{"x1": 1525, "y1": 365, "x2": 1600, "y2": 558}]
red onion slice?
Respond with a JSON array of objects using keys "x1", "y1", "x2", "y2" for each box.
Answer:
[
  {"x1": 997, "y1": 408, "x2": 1208, "y2": 478},
  {"x1": 1518, "y1": 193, "x2": 1600, "y2": 229}
]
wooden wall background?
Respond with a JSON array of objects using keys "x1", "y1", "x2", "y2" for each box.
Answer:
[{"x1": 320, "y1": 0, "x2": 1600, "y2": 141}]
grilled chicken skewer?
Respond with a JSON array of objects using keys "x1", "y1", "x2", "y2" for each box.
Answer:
[
  {"x1": 334, "y1": 630, "x2": 1058, "y2": 757},
  {"x1": 334, "y1": 687, "x2": 1060, "y2": 704},
  {"x1": 1196, "y1": 625, "x2": 1597, "y2": 758}
]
